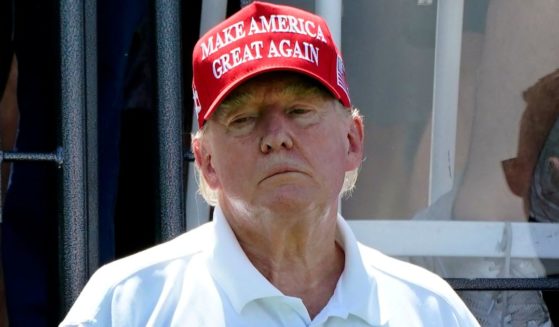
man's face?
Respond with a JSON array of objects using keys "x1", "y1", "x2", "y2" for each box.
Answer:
[{"x1": 194, "y1": 74, "x2": 363, "y2": 215}]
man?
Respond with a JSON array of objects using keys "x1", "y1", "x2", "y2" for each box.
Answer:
[{"x1": 60, "y1": 2, "x2": 479, "y2": 326}]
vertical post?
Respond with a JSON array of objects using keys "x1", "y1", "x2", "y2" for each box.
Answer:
[
  {"x1": 315, "y1": 0, "x2": 343, "y2": 212},
  {"x1": 199, "y1": 0, "x2": 227, "y2": 34},
  {"x1": 84, "y1": 0, "x2": 99, "y2": 276},
  {"x1": 155, "y1": 0, "x2": 185, "y2": 241},
  {"x1": 59, "y1": 0, "x2": 89, "y2": 313},
  {"x1": 315, "y1": 0, "x2": 342, "y2": 48},
  {"x1": 428, "y1": 0, "x2": 464, "y2": 204}
]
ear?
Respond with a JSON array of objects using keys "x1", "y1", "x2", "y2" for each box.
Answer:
[
  {"x1": 192, "y1": 136, "x2": 220, "y2": 189},
  {"x1": 345, "y1": 114, "x2": 364, "y2": 171}
]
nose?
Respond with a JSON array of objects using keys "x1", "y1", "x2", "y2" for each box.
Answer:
[{"x1": 260, "y1": 112, "x2": 294, "y2": 153}]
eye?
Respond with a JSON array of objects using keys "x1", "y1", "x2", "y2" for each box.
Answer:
[
  {"x1": 288, "y1": 107, "x2": 313, "y2": 116},
  {"x1": 225, "y1": 113, "x2": 258, "y2": 135},
  {"x1": 229, "y1": 115, "x2": 255, "y2": 126},
  {"x1": 287, "y1": 106, "x2": 321, "y2": 127}
]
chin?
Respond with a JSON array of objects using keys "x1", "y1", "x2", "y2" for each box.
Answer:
[{"x1": 260, "y1": 190, "x2": 322, "y2": 212}]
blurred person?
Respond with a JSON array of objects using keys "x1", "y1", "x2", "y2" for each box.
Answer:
[
  {"x1": 0, "y1": 53, "x2": 18, "y2": 327},
  {"x1": 502, "y1": 68, "x2": 559, "y2": 325},
  {"x1": 450, "y1": 2, "x2": 559, "y2": 325},
  {"x1": 1, "y1": 1, "x2": 60, "y2": 325},
  {"x1": 412, "y1": 1, "x2": 559, "y2": 324},
  {"x1": 1, "y1": 2, "x2": 17, "y2": 326},
  {"x1": 0, "y1": 56, "x2": 18, "y2": 199}
]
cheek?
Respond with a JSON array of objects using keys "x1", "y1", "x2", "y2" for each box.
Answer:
[
  {"x1": 309, "y1": 131, "x2": 348, "y2": 174},
  {"x1": 211, "y1": 142, "x2": 255, "y2": 183}
]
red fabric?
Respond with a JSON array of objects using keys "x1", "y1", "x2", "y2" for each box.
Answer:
[{"x1": 192, "y1": 1, "x2": 351, "y2": 128}]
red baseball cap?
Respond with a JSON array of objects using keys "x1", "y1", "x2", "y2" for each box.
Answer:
[{"x1": 192, "y1": 1, "x2": 351, "y2": 128}]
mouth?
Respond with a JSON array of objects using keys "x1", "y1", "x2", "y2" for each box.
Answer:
[
  {"x1": 260, "y1": 166, "x2": 305, "y2": 183},
  {"x1": 268, "y1": 169, "x2": 297, "y2": 178}
]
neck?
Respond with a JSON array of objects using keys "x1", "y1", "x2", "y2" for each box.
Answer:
[{"x1": 221, "y1": 202, "x2": 345, "y2": 319}]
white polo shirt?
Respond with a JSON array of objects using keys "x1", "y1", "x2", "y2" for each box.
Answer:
[{"x1": 60, "y1": 207, "x2": 479, "y2": 326}]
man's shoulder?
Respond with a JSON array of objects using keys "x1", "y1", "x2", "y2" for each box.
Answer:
[
  {"x1": 60, "y1": 222, "x2": 214, "y2": 326},
  {"x1": 355, "y1": 243, "x2": 480, "y2": 326},
  {"x1": 357, "y1": 243, "x2": 459, "y2": 300},
  {"x1": 96, "y1": 222, "x2": 212, "y2": 282}
]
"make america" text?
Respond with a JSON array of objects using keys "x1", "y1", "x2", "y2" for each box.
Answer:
[{"x1": 200, "y1": 14, "x2": 328, "y2": 79}]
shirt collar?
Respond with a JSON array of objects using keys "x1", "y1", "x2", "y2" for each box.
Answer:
[
  {"x1": 205, "y1": 207, "x2": 390, "y2": 325},
  {"x1": 334, "y1": 214, "x2": 391, "y2": 325},
  {"x1": 206, "y1": 206, "x2": 282, "y2": 313}
]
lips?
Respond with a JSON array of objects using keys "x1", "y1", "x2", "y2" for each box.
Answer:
[
  {"x1": 268, "y1": 168, "x2": 298, "y2": 178},
  {"x1": 260, "y1": 163, "x2": 306, "y2": 183}
]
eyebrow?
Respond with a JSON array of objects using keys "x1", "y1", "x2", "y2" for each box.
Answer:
[{"x1": 213, "y1": 92, "x2": 255, "y2": 123}]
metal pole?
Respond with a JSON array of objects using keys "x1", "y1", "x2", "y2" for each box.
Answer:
[
  {"x1": 428, "y1": 0, "x2": 464, "y2": 204},
  {"x1": 447, "y1": 278, "x2": 559, "y2": 291},
  {"x1": 315, "y1": 0, "x2": 342, "y2": 48},
  {"x1": 315, "y1": 0, "x2": 343, "y2": 213},
  {"x1": 0, "y1": 149, "x2": 64, "y2": 165},
  {"x1": 155, "y1": 0, "x2": 185, "y2": 241},
  {"x1": 84, "y1": 0, "x2": 99, "y2": 277},
  {"x1": 199, "y1": 0, "x2": 227, "y2": 35},
  {"x1": 0, "y1": 149, "x2": 64, "y2": 223},
  {"x1": 59, "y1": 0, "x2": 89, "y2": 314}
]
